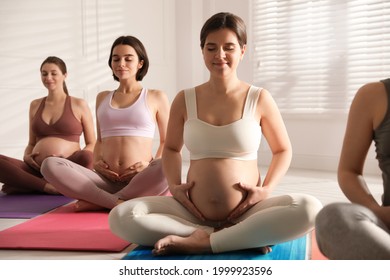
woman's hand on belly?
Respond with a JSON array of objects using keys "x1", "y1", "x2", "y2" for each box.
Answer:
[
  {"x1": 188, "y1": 160, "x2": 259, "y2": 221},
  {"x1": 117, "y1": 161, "x2": 150, "y2": 182},
  {"x1": 24, "y1": 152, "x2": 41, "y2": 171},
  {"x1": 170, "y1": 182, "x2": 206, "y2": 221},
  {"x1": 227, "y1": 182, "x2": 270, "y2": 221},
  {"x1": 94, "y1": 159, "x2": 121, "y2": 182}
]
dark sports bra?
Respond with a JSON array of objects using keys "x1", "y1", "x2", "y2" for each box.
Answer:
[
  {"x1": 375, "y1": 78, "x2": 390, "y2": 206},
  {"x1": 31, "y1": 96, "x2": 82, "y2": 142}
]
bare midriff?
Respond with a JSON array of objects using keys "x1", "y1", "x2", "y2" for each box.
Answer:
[
  {"x1": 32, "y1": 137, "x2": 81, "y2": 166},
  {"x1": 187, "y1": 158, "x2": 260, "y2": 222},
  {"x1": 100, "y1": 136, "x2": 153, "y2": 175}
]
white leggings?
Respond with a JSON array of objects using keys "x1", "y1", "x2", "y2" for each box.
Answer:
[{"x1": 109, "y1": 193, "x2": 322, "y2": 253}]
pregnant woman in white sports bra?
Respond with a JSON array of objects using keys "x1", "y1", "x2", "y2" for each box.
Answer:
[{"x1": 109, "y1": 12, "x2": 322, "y2": 255}]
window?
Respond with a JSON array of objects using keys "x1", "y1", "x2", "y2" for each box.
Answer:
[{"x1": 252, "y1": 0, "x2": 390, "y2": 114}]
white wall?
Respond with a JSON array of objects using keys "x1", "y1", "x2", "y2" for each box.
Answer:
[
  {"x1": 0, "y1": 0, "x2": 381, "y2": 175},
  {"x1": 0, "y1": 0, "x2": 176, "y2": 158}
]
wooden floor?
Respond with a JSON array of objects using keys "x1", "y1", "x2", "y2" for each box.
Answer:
[{"x1": 0, "y1": 166, "x2": 383, "y2": 260}]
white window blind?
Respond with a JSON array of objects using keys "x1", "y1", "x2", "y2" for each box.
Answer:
[{"x1": 252, "y1": 0, "x2": 390, "y2": 114}]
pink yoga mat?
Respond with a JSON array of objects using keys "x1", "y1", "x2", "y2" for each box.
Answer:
[{"x1": 0, "y1": 203, "x2": 130, "y2": 252}]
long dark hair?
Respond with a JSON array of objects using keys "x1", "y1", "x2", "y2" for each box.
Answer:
[
  {"x1": 108, "y1": 35, "x2": 149, "y2": 81},
  {"x1": 40, "y1": 56, "x2": 69, "y2": 95}
]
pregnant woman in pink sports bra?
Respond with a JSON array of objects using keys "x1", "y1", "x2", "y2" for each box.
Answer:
[
  {"x1": 41, "y1": 36, "x2": 170, "y2": 212},
  {"x1": 0, "y1": 56, "x2": 95, "y2": 195},
  {"x1": 109, "y1": 13, "x2": 322, "y2": 255}
]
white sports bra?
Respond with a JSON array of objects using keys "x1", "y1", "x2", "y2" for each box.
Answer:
[
  {"x1": 97, "y1": 89, "x2": 155, "y2": 139},
  {"x1": 183, "y1": 86, "x2": 262, "y2": 160}
]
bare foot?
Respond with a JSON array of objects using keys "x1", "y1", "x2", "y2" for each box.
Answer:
[
  {"x1": 43, "y1": 183, "x2": 60, "y2": 195},
  {"x1": 153, "y1": 229, "x2": 212, "y2": 255},
  {"x1": 73, "y1": 200, "x2": 107, "y2": 212},
  {"x1": 116, "y1": 198, "x2": 125, "y2": 206},
  {"x1": 258, "y1": 246, "x2": 272, "y2": 254}
]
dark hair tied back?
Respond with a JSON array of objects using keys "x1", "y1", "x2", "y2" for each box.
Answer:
[{"x1": 40, "y1": 56, "x2": 69, "y2": 95}]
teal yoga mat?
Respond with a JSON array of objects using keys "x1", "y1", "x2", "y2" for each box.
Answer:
[{"x1": 122, "y1": 235, "x2": 307, "y2": 260}]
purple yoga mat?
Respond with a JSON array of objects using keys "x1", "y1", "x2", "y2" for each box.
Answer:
[{"x1": 0, "y1": 192, "x2": 75, "y2": 218}]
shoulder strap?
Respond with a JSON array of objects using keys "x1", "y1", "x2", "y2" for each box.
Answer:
[
  {"x1": 34, "y1": 97, "x2": 46, "y2": 117},
  {"x1": 380, "y1": 79, "x2": 390, "y2": 127},
  {"x1": 140, "y1": 87, "x2": 147, "y2": 98},
  {"x1": 184, "y1": 87, "x2": 197, "y2": 119},
  {"x1": 381, "y1": 78, "x2": 390, "y2": 97},
  {"x1": 243, "y1": 86, "x2": 262, "y2": 118},
  {"x1": 106, "y1": 90, "x2": 115, "y2": 107},
  {"x1": 64, "y1": 95, "x2": 72, "y2": 114}
]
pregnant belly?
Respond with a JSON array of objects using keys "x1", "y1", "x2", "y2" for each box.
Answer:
[
  {"x1": 100, "y1": 137, "x2": 153, "y2": 175},
  {"x1": 187, "y1": 159, "x2": 259, "y2": 221},
  {"x1": 32, "y1": 137, "x2": 80, "y2": 166},
  {"x1": 190, "y1": 182, "x2": 245, "y2": 221}
]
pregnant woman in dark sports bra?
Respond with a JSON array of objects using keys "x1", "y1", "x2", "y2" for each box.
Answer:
[{"x1": 0, "y1": 56, "x2": 96, "y2": 194}]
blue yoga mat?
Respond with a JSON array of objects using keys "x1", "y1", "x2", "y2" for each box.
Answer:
[{"x1": 122, "y1": 235, "x2": 307, "y2": 260}]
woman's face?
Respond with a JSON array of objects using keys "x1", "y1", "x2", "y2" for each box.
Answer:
[
  {"x1": 111, "y1": 44, "x2": 143, "y2": 81},
  {"x1": 40, "y1": 63, "x2": 66, "y2": 92},
  {"x1": 202, "y1": 28, "x2": 246, "y2": 77}
]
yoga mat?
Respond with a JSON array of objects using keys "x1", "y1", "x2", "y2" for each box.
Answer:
[
  {"x1": 0, "y1": 203, "x2": 131, "y2": 252},
  {"x1": 122, "y1": 234, "x2": 307, "y2": 260},
  {"x1": 310, "y1": 230, "x2": 328, "y2": 260},
  {"x1": 0, "y1": 192, "x2": 75, "y2": 219}
]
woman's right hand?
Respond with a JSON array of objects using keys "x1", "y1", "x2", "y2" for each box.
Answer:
[
  {"x1": 24, "y1": 152, "x2": 41, "y2": 171},
  {"x1": 170, "y1": 181, "x2": 205, "y2": 221},
  {"x1": 94, "y1": 159, "x2": 120, "y2": 182}
]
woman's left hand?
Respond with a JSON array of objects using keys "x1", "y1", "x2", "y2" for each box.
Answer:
[
  {"x1": 228, "y1": 182, "x2": 269, "y2": 221},
  {"x1": 170, "y1": 181, "x2": 205, "y2": 221},
  {"x1": 24, "y1": 152, "x2": 41, "y2": 171},
  {"x1": 118, "y1": 161, "x2": 150, "y2": 182}
]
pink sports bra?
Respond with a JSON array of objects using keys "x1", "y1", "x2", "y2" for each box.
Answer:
[{"x1": 97, "y1": 88, "x2": 155, "y2": 139}]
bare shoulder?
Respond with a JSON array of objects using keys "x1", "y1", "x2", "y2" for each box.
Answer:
[
  {"x1": 258, "y1": 87, "x2": 272, "y2": 99},
  {"x1": 68, "y1": 97, "x2": 93, "y2": 121},
  {"x1": 30, "y1": 97, "x2": 44, "y2": 107},
  {"x1": 352, "y1": 81, "x2": 387, "y2": 110},
  {"x1": 257, "y1": 87, "x2": 279, "y2": 113},
  {"x1": 147, "y1": 88, "x2": 165, "y2": 96},
  {"x1": 70, "y1": 96, "x2": 92, "y2": 114},
  {"x1": 147, "y1": 88, "x2": 168, "y2": 101},
  {"x1": 171, "y1": 90, "x2": 185, "y2": 106},
  {"x1": 166, "y1": 90, "x2": 185, "y2": 115},
  {"x1": 356, "y1": 81, "x2": 386, "y2": 99},
  {"x1": 29, "y1": 97, "x2": 44, "y2": 114},
  {"x1": 70, "y1": 96, "x2": 89, "y2": 107},
  {"x1": 95, "y1": 90, "x2": 111, "y2": 105},
  {"x1": 92, "y1": 90, "x2": 111, "y2": 112},
  {"x1": 96, "y1": 90, "x2": 111, "y2": 100},
  {"x1": 350, "y1": 81, "x2": 388, "y2": 128}
]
